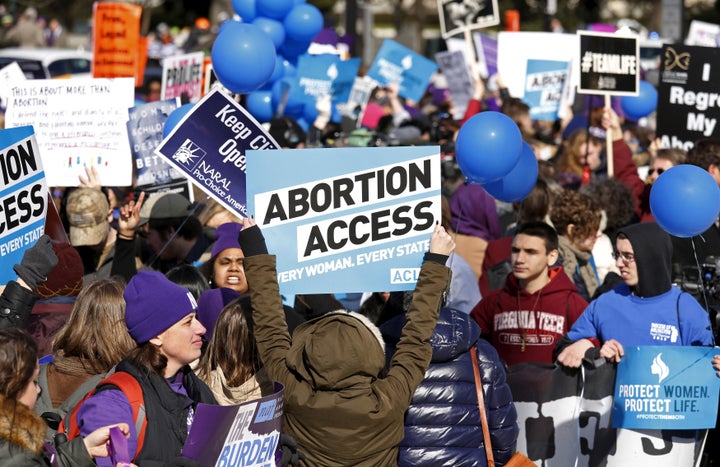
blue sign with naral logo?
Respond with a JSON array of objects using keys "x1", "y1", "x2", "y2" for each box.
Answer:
[
  {"x1": 612, "y1": 346, "x2": 720, "y2": 429},
  {"x1": 154, "y1": 88, "x2": 280, "y2": 219}
]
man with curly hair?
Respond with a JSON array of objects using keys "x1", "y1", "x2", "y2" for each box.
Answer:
[{"x1": 550, "y1": 189, "x2": 603, "y2": 301}]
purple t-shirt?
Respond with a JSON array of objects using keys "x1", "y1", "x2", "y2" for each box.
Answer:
[{"x1": 76, "y1": 372, "x2": 191, "y2": 467}]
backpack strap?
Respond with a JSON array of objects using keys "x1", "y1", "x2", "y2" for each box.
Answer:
[
  {"x1": 59, "y1": 371, "x2": 147, "y2": 461},
  {"x1": 57, "y1": 373, "x2": 105, "y2": 416}
]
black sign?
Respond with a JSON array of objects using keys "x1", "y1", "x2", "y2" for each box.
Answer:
[
  {"x1": 656, "y1": 44, "x2": 720, "y2": 151},
  {"x1": 578, "y1": 31, "x2": 639, "y2": 96}
]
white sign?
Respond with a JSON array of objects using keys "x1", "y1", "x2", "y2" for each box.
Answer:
[{"x1": 4, "y1": 77, "x2": 135, "y2": 187}]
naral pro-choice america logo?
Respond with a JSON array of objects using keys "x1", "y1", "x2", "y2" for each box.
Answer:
[{"x1": 172, "y1": 138, "x2": 206, "y2": 171}]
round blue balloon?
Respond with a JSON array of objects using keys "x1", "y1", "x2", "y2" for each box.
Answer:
[
  {"x1": 650, "y1": 165, "x2": 720, "y2": 237},
  {"x1": 621, "y1": 80, "x2": 658, "y2": 120},
  {"x1": 283, "y1": 4, "x2": 323, "y2": 42},
  {"x1": 163, "y1": 104, "x2": 194, "y2": 138},
  {"x1": 256, "y1": 0, "x2": 294, "y2": 20},
  {"x1": 482, "y1": 142, "x2": 538, "y2": 203},
  {"x1": 211, "y1": 21, "x2": 277, "y2": 94},
  {"x1": 280, "y1": 37, "x2": 311, "y2": 59},
  {"x1": 246, "y1": 91, "x2": 275, "y2": 123},
  {"x1": 232, "y1": 0, "x2": 256, "y2": 21},
  {"x1": 281, "y1": 56, "x2": 296, "y2": 77},
  {"x1": 455, "y1": 111, "x2": 523, "y2": 184},
  {"x1": 252, "y1": 17, "x2": 286, "y2": 49}
]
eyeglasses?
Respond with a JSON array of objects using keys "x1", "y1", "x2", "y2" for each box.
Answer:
[
  {"x1": 612, "y1": 251, "x2": 635, "y2": 263},
  {"x1": 648, "y1": 168, "x2": 665, "y2": 176}
]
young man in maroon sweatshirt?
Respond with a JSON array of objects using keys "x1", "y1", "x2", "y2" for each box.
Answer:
[{"x1": 471, "y1": 221, "x2": 588, "y2": 366}]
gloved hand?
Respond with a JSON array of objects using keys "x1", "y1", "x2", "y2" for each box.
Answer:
[
  {"x1": 237, "y1": 223, "x2": 268, "y2": 257},
  {"x1": 13, "y1": 235, "x2": 58, "y2": 291},
  {"x1": 280, "y1": 433, "x2": 306, "y2": 467}
]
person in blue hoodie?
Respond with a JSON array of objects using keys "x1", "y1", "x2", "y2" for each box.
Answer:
[
  {"x1": 556, "y1": 222, "x2": 714, "y2": 368},
  {"x1": 381, "y1": 306, "x2": 518, "y2": 466}
]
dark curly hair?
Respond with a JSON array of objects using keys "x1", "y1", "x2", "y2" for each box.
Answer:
[
  {"x1": 580, "y1": 178, "x2": 635, "y2": 232},
  {"x1": 550, "y1": 189, "x2": 601, "y2": 241}
]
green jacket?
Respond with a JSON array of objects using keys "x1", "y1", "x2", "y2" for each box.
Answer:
[{"x1": 244, "y1": 254, "x2": 451, "y2": 467}]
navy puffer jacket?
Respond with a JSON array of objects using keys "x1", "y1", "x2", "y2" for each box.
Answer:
[{"x1": 381, "y1": 307, "x2": 518, "y2": 466}]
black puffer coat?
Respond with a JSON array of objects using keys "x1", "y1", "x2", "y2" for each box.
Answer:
[{"x1": 382, "y1": 307, "x2": 519, "y2": 466}]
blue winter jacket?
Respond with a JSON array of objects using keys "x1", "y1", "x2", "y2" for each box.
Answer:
[{"x1": 381, "y1": 307, "x2": 519, "y2": 466}]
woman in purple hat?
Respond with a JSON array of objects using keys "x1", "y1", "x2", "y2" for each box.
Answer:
[{"x1": 74, "y1": 270, "x2": 216, "y2": 466}]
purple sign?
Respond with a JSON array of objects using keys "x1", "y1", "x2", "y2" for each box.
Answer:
[
  {"x1": 182, "y1": 383, "x2": 284, "y2": 467},
  {"x1": 154, "y1": 88, "x2": 279, "y2": 218}
]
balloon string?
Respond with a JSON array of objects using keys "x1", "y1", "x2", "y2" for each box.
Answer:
[{"x1": 691, "y1": 235, "x2": 716, "y2": 346}]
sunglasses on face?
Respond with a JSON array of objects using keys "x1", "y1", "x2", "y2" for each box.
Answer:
[{"x1": 648, "y1": 168, "x2": 665, "y2": 176}]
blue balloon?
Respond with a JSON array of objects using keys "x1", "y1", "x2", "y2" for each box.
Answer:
[
  {"x1": 280, "y1": 37, "x2": 311, "y2": 59},
  {"x1": 252, "y1": 17, "x2": 286, "y2": 49},
  {"x1": 232, "y1": 0, "x2": 256, "y2": 21},
  {"x1": 482, "y1": 142, "x2": 538, "y2": 203},
  {"x1": 283, "y1": 4, "x2": 323, "y2": 42},
  {"x1": 246, "y1": 91, "x2": 275, "y2": 123},
  {"x1": 650, "y1": 165, "x2": 720, "y2": 237},
  {"x1": 621, "y1": 80, "x2": 658, "y2": 120},
  {"x1": 211, "y1": 21, "x2": 277, "y2": 94},
  {"x1": 281, "y1": 56, "x2": 296, "y2": 77},
  {"x1": 163, "y1": 104, "x2": 194, "y2": 138},
  {"x1": 256, "y1": 0, "x2": 294, "y2": 20},
  {"x1": 455, "y1": 111, "x2": 523, "y2": 184}
]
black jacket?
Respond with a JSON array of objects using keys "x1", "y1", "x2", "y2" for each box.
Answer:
[
  {"x1": 381, "y1": 307, "x2": 518, "y2": 466},
  {"x1": 0, "y1": 280, "x2": 37, "y2": 329}
]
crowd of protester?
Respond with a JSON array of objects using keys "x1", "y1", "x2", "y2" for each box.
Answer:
[{"x1": 1, "y1": 4, "x2": 720, "y2": 466}]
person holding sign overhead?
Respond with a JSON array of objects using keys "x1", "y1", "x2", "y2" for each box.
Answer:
[
  {"x1": 238, "y1": 217, "x2": 453, "y2": 466},
  {"x1": 555, "y1": 222, "x2": 713, "y2": 368}
]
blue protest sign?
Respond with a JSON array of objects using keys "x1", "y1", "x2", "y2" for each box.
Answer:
[
  {"x1": 127, "y1": 99, "x2": 185, "y2": 188},
  {"x1": 523, "y1": 59, "x2": 570, "y2": 121},
  {"x1": 366, "y1": 39, "x2": 439, "y2": 102},
  {"x1": 612, "y1": 346, "x2": 720, "y2": 429},
  {"x1": 246, "y1": 146, "x2": 442, "y2": 296},
  {"x1": 294, "y1": 55, "x2": 360, "y2": 104},
  {"x1": 154, "y1": 88, "x2": 280, "y2": 218},
  {"x1": 0, "y1": 126, "x2": 48, "y2": 285}
]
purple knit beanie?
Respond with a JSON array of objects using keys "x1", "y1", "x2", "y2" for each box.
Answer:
[
  {"x1": 211, "y1": 222, "x2": 243, "y2": 258},
  {"x1": 124, "y1": 270, "x2": 199, "y2": 344},
  {"x1": 196, "y1": 287, "x2": 241, "y2": 340}
]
